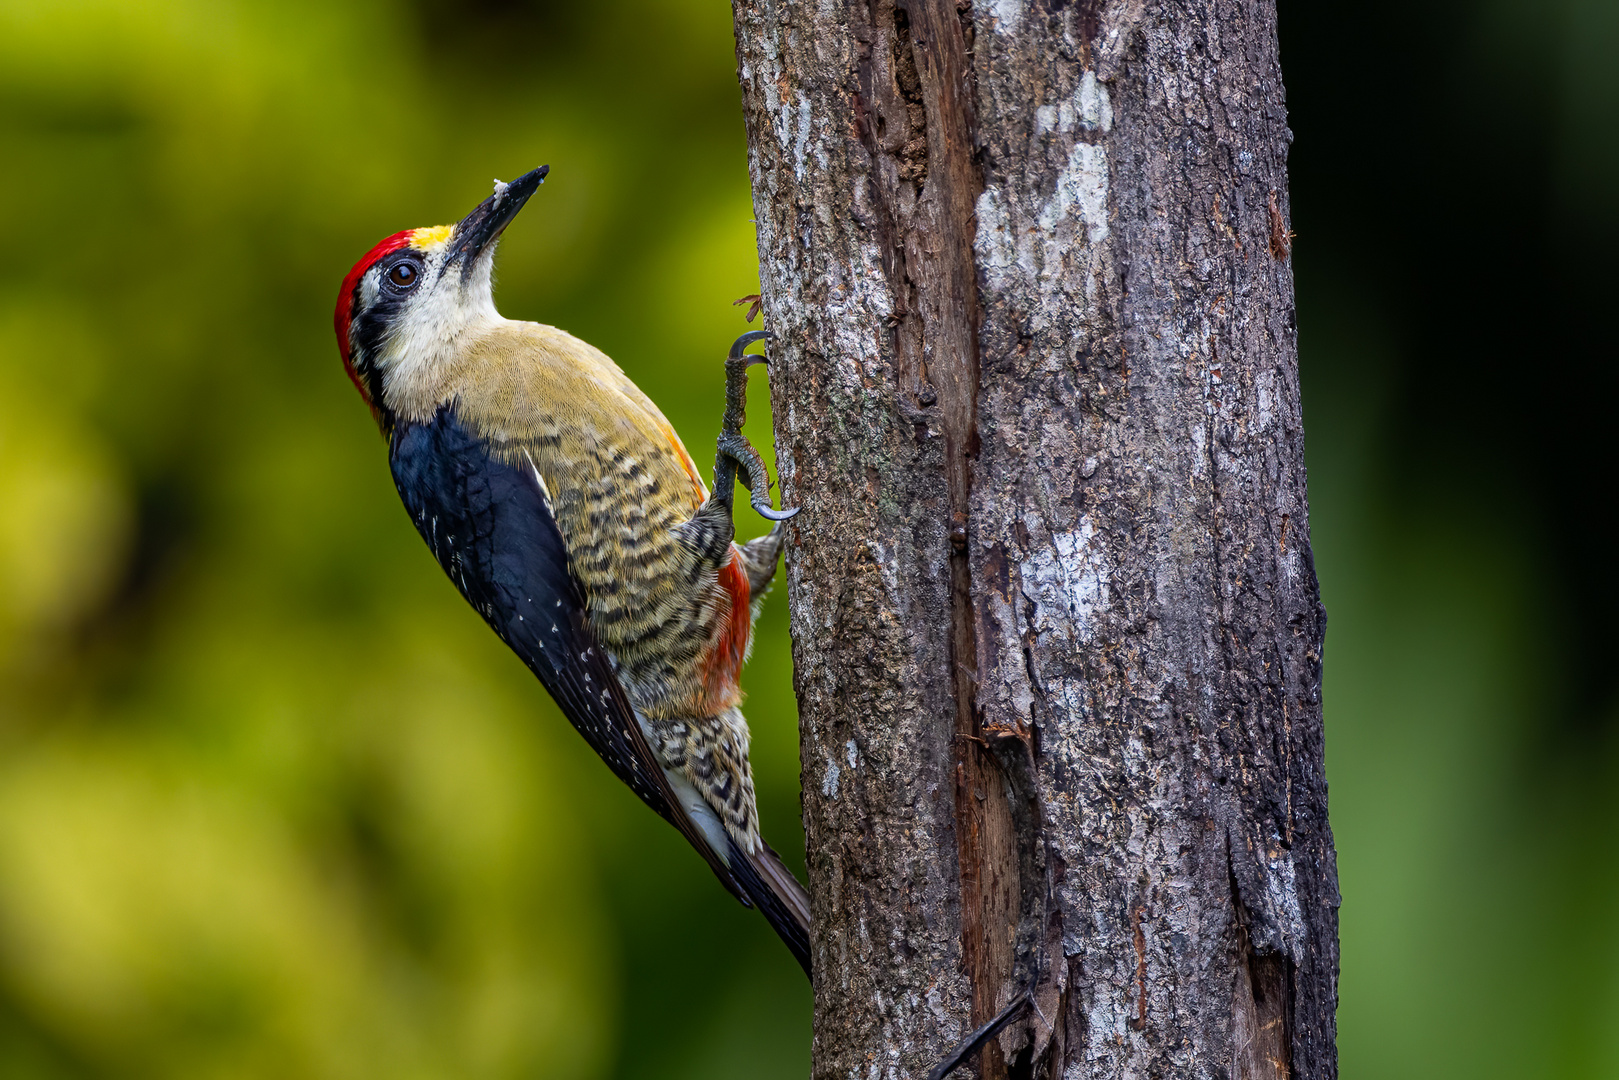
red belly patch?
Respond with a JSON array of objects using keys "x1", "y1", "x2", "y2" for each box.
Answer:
[{"x1": 700, "y1": 547, "x2": 752, "y2": 713}]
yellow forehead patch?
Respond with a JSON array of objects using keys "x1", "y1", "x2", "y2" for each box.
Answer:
[{"x1": 409, "y1": 224, "x2": 454, "y2": 250}]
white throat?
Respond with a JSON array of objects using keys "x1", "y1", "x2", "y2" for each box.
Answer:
[{"x1": 376, "y1": 254, "x2": 502, "y2": 419}]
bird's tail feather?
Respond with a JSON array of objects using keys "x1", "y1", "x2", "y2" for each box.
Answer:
[{"x1": 728, "y1": 836, "x2": 812, "y2": 978}]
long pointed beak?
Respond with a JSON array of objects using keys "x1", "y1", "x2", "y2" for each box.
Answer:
[{"x1": 451, "y1": 165, "x2": 548, "y2": 276}]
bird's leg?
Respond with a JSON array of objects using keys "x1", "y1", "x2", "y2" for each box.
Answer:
[{"x1": 709, "y1": 330, "x2": 799, "y2": 523}]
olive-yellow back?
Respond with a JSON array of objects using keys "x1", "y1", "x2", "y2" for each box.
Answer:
[{"x1": 390, "y1": 320, "x2": 747, "y2": 724}]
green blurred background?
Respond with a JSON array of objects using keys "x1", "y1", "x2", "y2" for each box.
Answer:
[{"x1": 0, "y1": 0, "x2": 1613, "y2": 1077}]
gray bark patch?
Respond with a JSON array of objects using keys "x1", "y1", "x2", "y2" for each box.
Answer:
[{"x1": 732, "y1": 0, "x2": 1337, "y2": 1075}]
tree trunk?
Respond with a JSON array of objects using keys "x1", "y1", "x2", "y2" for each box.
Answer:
[{"x1": 730, "y1": 2, "x2": 1336, "y2": 1077}]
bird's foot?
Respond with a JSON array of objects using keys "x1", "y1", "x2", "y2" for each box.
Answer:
[
  {"x1": 712, "y1": 332, "x2": 799, "y2": 522},
  {"x1": 717, "y1": 433, "x2": 797, "y2": 521}
]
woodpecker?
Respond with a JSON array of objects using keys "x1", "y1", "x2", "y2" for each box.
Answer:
[{"x1": 334, "y1": 166, "x2": 811, "y2": 975}]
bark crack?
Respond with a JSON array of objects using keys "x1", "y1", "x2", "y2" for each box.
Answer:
[
  {"x1": 885, "y1": 1, "x2": 1025, "y2": 1075},
  {"x1": 1229, "y1": 828, "x2": 1294, "y2": 1080}
]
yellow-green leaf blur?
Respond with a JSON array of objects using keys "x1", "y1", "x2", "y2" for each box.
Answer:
[{"x1": 0, "y1": 0, "x2": 806, "y2": 1076}]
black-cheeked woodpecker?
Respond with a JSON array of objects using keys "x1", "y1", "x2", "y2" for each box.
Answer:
[{"x1": 333, "y1": 166, "x2": 811, "y2": 975}]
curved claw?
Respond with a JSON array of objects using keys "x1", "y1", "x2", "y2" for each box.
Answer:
[
  {"x1": 753, "y1": 500, "x2": 800, "y2": 522},
  {"x1": 729, "y1": 330, "x2": 771, "y2": 362}
]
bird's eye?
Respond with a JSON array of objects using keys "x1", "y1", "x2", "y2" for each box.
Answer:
[{"x1": 387, "y1": 262, "x2": 419, "y2": 289}]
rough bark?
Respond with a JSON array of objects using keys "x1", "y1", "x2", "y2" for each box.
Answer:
[{"x1": 730, "y1": 2, "x2": 1336, "y2": 1078}]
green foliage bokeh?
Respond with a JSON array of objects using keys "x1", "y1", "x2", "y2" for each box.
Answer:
[
  {"x1": 1, "y1": 0, "x2": 1616, "y2": 1077},
  {"x1": 0, "y1": 1, "x2": 805, "y2": 1076}
]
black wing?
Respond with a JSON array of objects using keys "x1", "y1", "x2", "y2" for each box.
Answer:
[{"x1": 389, "y1": 405, "x2": 749, "y2": 902}]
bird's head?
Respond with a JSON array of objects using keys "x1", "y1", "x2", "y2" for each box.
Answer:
[{"x1": 334, "y1": 165, "x2": 548, "y2": 429}]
